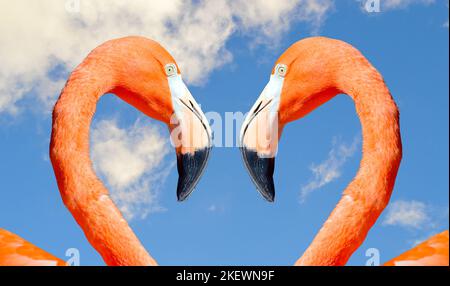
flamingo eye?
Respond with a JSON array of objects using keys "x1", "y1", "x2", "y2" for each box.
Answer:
[
  {"x1": 275, "y1": 64, "x2": 287, "y2": 77},
  {"x1": 165, "y1": 64, "x2": 177, "y2": 77}
]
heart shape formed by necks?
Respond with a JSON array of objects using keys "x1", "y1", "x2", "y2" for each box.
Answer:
[
  {"x1": 240, "y1": 37, "x2": 404, "y2": 266},
  {"x1": 49, "y1": 36, "x2": 211, "y2": 266}
]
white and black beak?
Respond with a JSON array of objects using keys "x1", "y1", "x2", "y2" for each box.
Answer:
[
  {"x1": 240, "y1": 64, "x2": 286, "y2": 202},
  {"x1": 166, "y1": 64, "x2": 212, "y2": 201}
]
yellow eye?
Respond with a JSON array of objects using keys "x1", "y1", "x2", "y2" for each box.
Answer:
[
  {"x1": 276, "y1": 64, "x2": 287, "y2": 77},
  {"x1": 165, "y1": 64, "x2": 177, "y2": 76}
]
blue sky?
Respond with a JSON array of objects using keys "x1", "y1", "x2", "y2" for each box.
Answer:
[{"x1": 0, "y1": 0, "x2": 448, "y2": 266}]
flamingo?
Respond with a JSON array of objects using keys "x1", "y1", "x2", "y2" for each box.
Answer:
[
  {"x1": 240, "y1": 37, "x2": 449, "y2": 266},
  {"x1": 0, "y1": 36, "x2": 212, "y2": 266}
]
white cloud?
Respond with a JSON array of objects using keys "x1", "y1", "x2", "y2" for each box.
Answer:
[
  {"x1": 207, "y1": 204, "x2": 225, "y2": 213},
  {"x1": 300, "y1": 136, "x2": 360, "y2": 202},
  {"x1": 208, "y1": 205, "x2": 218, "y2": 212},
  {"x1": 91, "y1": 118, "x2": 174, "y2": 220},
  {"x1": 383, "y1": 202, "x2": 449, "y2": 248},
  {"x1": 0, "y1": 0, "x2": 333, "y2": 115},
  {"x1": 383, "y1": 200, "x2": 429, "y2": 229},
  {"x1": 232, "y1": 0, "x2": 333, "y2": 42}
]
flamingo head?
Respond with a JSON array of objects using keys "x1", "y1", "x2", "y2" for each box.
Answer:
[
  {"x1": 240, "y1": 37, "x2": 339, "y2": 202},
  {"x1": 115, "y1": 38, "x2": 212, "y2": 202}
]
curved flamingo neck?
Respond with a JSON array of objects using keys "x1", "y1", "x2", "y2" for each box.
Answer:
[
  {"x1": 50, "y1": 61, "x2": 157, "y2": 266},
  {"x1": 296, "y1": 57, "x2": 402, "y2": 266}
]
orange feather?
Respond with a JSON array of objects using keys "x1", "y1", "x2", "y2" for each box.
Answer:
[
  {"x1": 384, "y1": 231, "x2": 449, "y2": 266},
  {"x1": 0, "y1": 229, "x2": 65, "y2": 266}
]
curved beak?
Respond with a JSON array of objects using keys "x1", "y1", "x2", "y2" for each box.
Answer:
[
  {"x1": 240, "y1": 74, "x2": 284, "y2": 202},
  {"x1": 168, "y1": 75, "x2": 212, "y2": 201}
]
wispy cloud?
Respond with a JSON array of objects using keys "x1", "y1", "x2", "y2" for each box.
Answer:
[
  {"x1": 383, "y1": 200, "x2": 449, "y2": 247},
  {"x1": 0, "y1": 0, "x2": 333, "y2": 115},
  {"x1": 300, "y1": 136, "x2": 360, "y2": 203},
  {"x1": 208, "y1": 205, "x2": 218, "y2": 212},
  {"x1": 383, "y1": 200, "x2": 449, "y2": 230},
  {"x1": 91, "y1": 118, "x2": 174, "y2": 221},
  {"x1": 207, "y1": 204, "x2": 225, "y2": 213},
  {"x1": 382, "y1": 200, "x2": 429, "y2": 229}
]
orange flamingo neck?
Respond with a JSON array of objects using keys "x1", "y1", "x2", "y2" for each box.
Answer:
[
  {"x1": 296, "y1": 56, "x2": 402, "y2": 265},
  {"x1": 50, "y1": 60, "x2": 157, "y2": 266}
]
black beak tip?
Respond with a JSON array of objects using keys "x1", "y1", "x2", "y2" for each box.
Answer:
[
  {"x1": 256, "y1": 179, "x2": 275, "y2": 203},
  {"x1": 264, "y1": 189, "x2": 275, "y2": 203},
  {"x1": 176, "y1": 147, "x2": 211, "y2": 202},
  {"x1": 177, "y1": 190, "x2": 189, "y2": 202},
  {"x1": 240, "y1": 147, "x2": 276, "y2": 203}
]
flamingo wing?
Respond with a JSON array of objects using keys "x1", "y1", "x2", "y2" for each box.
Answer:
[
  {"x1": 384, "y1": 230, "x2": 449, "y2": 266},
  {"x1": 0, "y1": 229, "x2": 65, "y2": 266}
]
